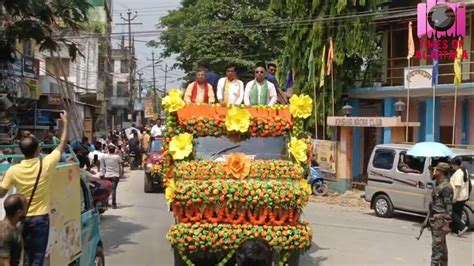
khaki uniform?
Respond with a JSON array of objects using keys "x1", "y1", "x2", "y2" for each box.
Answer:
[{"x1": 429, "y1": 179, "x2": 453, "y2": 266}]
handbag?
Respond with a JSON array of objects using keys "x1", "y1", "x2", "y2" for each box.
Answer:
[{"x1": 26, "y1": 158, "x2": 43, "y2": 214}]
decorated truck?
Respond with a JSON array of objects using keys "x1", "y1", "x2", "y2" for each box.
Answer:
[{"x1": 161, "y1": 90, "x2": 315, "y2": 266}]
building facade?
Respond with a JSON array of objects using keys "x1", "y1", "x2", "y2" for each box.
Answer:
[{"x1": 348, "y1": 1, "x2": 474, "y2": 181}]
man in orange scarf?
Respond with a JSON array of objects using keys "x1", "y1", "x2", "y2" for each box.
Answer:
[
  {"x1": 217, "y1": 64, "x2": 244, "y2": 105},
  {"x1": 184, "y1": 69, "x2": 216, "y2": 104}
]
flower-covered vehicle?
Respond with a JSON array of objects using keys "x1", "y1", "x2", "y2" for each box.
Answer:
[
  {"x1": 144, "y1": 137, "x2": 164, "y2": 193},
  {"x1": 161, "y1": 90, "x2": 314, "y2": 266}
]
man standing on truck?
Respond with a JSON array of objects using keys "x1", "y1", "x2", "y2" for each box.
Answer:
[
  {"x1": 0, "y1": 111, "x2": 68, "y2": 266},
  {"x1": 449, "y1": 157, "x2": 469, "y2": 236},
  {"x1": 184, "y1": 69, "x2": 216, "y2": 104},
  {"x1": 429, "y1": 162, "x2": 453, "y2": 266},
  {"x1": 216, "y1": 64, "x2": 244, "y2": 105},
  {"x1": 244, "y1": 65, "x2": 278, "y2": 106}
]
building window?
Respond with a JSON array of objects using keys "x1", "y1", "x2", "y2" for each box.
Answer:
[
  {"x1": 45, "y1": 58, "x2": 70, "y2": 77},
  {"x1": 120, "y1": 60, "x2": 128, "y2": 73},
  {"x1": 23, "y1": 40, "x2": 33, "y2": 56},
  {"x1": 372, "y1": 149, "x2": 395, "y2": 170},
  {"x1": 116, "y1": 81, "x2": 129, "y2": 97}
]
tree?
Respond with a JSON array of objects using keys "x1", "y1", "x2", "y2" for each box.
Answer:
[
  {"x1": 271, "y1": 0, "x2": 383, "y2": 134},
  {"x1": 153, "y1": 0, "x2": 284, "y2": 81},
  {"x1": 0, "y1": 0, "x2": 91, "y2": 61}
]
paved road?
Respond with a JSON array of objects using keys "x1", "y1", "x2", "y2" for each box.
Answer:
[{"x1": 103, "y1": 170, "x2": 473, "y2": 266}]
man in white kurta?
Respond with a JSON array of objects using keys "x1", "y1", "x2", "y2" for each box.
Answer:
[
  {"x1": 217, "y1": 65, "x2": 244, "y2": 105},
  {"x1": 244, "y1": 66, "x2": 277, "y2": 106}
]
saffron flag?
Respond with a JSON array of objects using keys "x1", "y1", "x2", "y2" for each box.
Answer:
[
  {"x1": 319, "y1": 44, "x2": 326, "y2": 88},
  {"x1": 454, "y1": 37, "x2": 463, "y2": 85},
  {"x1": 407, "y1": 21, "x2": 415, "y2": 59},
  {"x1": 327, "y1": 37, "x2": 334, "y2": 76},
  {"x1": 432, "y1": 47, "x2": 439, "y2": 86}
]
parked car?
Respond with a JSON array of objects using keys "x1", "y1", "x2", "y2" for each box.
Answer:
[
  {"x1": 144, "y1": 137, "x2": 164, "y2": 193},
  {"x1": 364, "y1": 144, "x2": 474, "y2": 228}
]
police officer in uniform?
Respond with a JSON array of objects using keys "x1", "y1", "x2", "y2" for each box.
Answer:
[{"x1": 429, "y1": 162, "x2": 453, "y2": 266}]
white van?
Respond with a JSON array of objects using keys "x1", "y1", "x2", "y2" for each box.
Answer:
[{"x1": 364, "y1": 144, "x2": 474, "y2": 228}]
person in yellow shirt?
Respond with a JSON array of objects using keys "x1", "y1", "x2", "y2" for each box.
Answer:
[
  {"x1": 0, "y1": 111, "x2": 69, "y2": 266},
  {"x1": 184, "y1": 69, "x2": 216, "y2": 104}
]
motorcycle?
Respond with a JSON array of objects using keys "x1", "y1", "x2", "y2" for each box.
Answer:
[
  {"x1": 90, "y1": 179, "x2": 113, "y2": 214},
  {"x1": 308, "y1": 166, "x2": 329, "y2": 196}
]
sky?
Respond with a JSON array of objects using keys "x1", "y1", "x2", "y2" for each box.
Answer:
[{"x1": 112, "y1": 0, "x2": 183, "y2": 92}]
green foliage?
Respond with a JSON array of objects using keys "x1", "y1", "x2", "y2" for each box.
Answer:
[
  {"x1": 153, "y1": 0, "x2": 284, "y2": 81},
  {"x1": 0, "y1": 0, "x2": 92, "y2": 61},
  {"x1": 271, "y1": 0, "x2": 383, "y2": 132}
]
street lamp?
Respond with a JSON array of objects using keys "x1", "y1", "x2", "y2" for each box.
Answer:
[
  {"x1": 342, "y1": 103, "x2": 353, "y2": 117},
  {"x1": 394, "y1": 99, "x2": 406, "y2": 117}
]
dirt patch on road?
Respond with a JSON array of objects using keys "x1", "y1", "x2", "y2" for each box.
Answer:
[{"x1": 310, "y1": 190, "x2": 370, "y2": 210}]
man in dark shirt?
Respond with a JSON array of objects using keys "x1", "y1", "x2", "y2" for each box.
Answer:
[
  {"x1": 429, "y1": 162, "x2": 453, "y2": 266},
  {"x1": 128, "y1": 131, "x2": 141, "y2": 169},
  {"x1": 198, "y1": 60, "x2": 219, "y2": 96},
  {"x1": 0, "y1": 194, "x2": 27, "y2": 266}
]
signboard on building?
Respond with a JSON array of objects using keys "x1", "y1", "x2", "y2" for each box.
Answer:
[
  {"x1": 134, "y1": 99, "x2": 144, "y2": 111},
  {"x1": 144, "y1": 98, "x2": 155, "y2": 118},
  {"x1": 404, "y1": 66, "x2": 433, "y2": 89},
  {"x1": 328, "y1": 116, "x2": 404, "y2": 128},
  {"x1": 313, "y1": 140, "x2": 337, "y2": 174},
  {"x1": 48, "y1": 94, "x2": 63, "y2": 106}
]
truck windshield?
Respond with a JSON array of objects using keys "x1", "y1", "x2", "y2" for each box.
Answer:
[
  {"x1": 194, "y1": 136, "x2": 288, "y2": 160},
  {"x1": 150, "y1": 139, "x2": 163, "y2": 153}
]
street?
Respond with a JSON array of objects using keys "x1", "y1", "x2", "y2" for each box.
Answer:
[{"x1": 103, "y1": 170, "x2": 473, "y2": 266}]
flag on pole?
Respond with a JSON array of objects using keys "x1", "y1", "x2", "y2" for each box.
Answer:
[
  {"x1": 319, "y1": 44, "x2": 326, "y2": 88},
  {"x1": 454, "y1": 37, "x2": 463, "y2": 85},
  {"x1": 407, "y1": 21, "x2": 415, "y2": 59},
  {"x1": 327, "y1": 38, "x2": 334, "y2": 76},
  {"x1": 308, "y1": 44, "x2": 315, "y2": 84},
  {"x1": 432, "y1": 47, "x2": 439, "y2": 86},
  {"x1": 285, "y1": 70, "x2": 294, "y2": 89}
]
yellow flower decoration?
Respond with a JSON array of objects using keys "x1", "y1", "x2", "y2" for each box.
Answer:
[
  {"x1": 165, "y1": 179, "x2": 176, "y2": 203},
  {"x1": 300, "y1": 179, "x2": 312, "y2": 195},
  {"x1": 169, "y1": 133, "x2": 193, "y2": 160},
  {"x1": 288, "y1": 137, "x2": 308, "y2": 163},
  {"x1": 289, "y1": 94, "x2": 313, "y2": 119},
  {"x1": 225, "y1": 106, "x2": 251, "y2": 133},
  {"x1": 162, "y1": 89, "x2": 186, "y2": 113}
]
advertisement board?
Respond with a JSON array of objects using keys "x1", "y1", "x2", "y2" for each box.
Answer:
[{"x1": 313, "y1": 140, "x2": 337, "y2": 174}]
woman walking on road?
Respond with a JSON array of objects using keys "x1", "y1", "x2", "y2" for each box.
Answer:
[{"x1": 100, "y1": 145, "x2": 123, "y2": 209}]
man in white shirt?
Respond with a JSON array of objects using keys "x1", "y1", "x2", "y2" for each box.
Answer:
[
  {"x1": 217, "y1": 64, "x2": 244, "y2": 105},
  {"x1": 450, "y1": 157, "x2": 469, "y2": 236},
  {"x1": 151, "y1": 120, "x2": 162, "y2": 137},
  {"x1": 244, "y1": 65, "x2": 277, "y2": 106}
]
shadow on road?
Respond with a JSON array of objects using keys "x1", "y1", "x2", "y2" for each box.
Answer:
[
  {"x1": 300, "y1": 241, "x2": 329, "y2": 266},
  {"x1": 364, "y1": 210, "x2": 425, "y2": 225},
  {"x1": 100, "y1": 214, "x2": 148, "y2": 256}
]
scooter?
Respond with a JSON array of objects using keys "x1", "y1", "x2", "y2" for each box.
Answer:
[
  {"x1": 90, "y1": 179, "x2": 113, "y2": 214},
  {"x1": 308, "y1": 166, "x2": 329, "y2": 196}
]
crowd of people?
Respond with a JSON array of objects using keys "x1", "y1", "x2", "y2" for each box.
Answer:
[{"x1": 183, "y1": 61, "x2": 289, "y2": 106}]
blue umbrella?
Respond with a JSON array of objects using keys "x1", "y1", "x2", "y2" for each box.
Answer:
[{"x1": 407, "y1": 142, "x2": 453, "y2": 157}]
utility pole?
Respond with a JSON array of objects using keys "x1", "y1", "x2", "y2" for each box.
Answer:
[
  {"x1": 147, "y1": 52, "x2": 162, "y2": 115},
  {"x1": 137, "y1": 72, "x2": 144, "y2": 126},
  {"x1": 161, "y1": 64, "x2": 171, "y2": 95},
  {"x1": 116, "y1": 9, "x2": 142, "y2": 123}
]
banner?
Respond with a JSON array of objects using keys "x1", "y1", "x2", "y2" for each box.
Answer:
[
  {"x1": 144, "y1": 98, "x2": 155, "y2": 118},
  {"x1": 313, "y1": 140, "x2": 337, "y2": 173}
]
